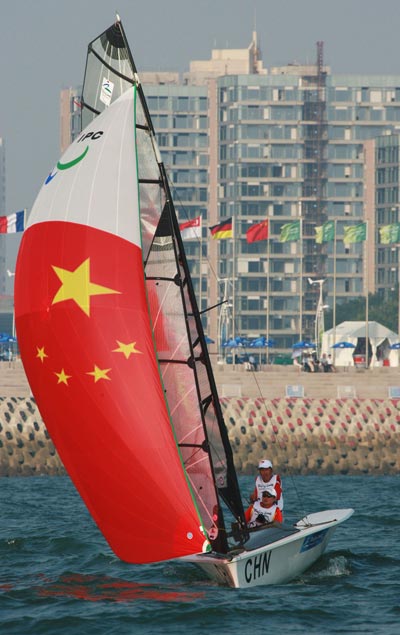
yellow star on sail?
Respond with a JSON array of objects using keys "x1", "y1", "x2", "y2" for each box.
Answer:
[
  {"x1": 55, "y1": 369, "x2": 71, "y2": 385},
  {"x1": 112, "y1": 340, "x2": 142, "y2": 359},
  {"x1": 51, "y1": 258, "x2": 121, "y2": 316},
  {"x1": 87, "y1": 365, "x2": 111, "y2": 383},
  {"x1": 36, "y1": 346, "x2": 48, "y2": 363}
]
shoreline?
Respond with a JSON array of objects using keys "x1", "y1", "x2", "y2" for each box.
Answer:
[
  {"x1": 0, "y1": 362, "x2": 399, "y2": 476},
  {"x1": 0, "y1": 395, "x2": 399, "y2": 477}
]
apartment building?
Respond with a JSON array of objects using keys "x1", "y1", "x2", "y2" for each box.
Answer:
[{"x1": 60, "y1": 37, "x2": 400, "y2": 353}]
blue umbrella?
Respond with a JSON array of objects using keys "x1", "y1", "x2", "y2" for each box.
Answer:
[
  {"x1": 249, "y1": 336, "x2": 275, "y2": 348},
  {"x1": 222, "y1": 338, "x2": 238, "y2": 347},
  {"x1": 0, "y1": 334, "x2": 13, "y2": 343},
  {"x1": 293, "y1": 340, "x2": 315, "y2": 349},
  {"x1": 331, "y1": 341, "x2": 355, "y2": 349},
  {"x1": 390, "y1": 342, "x2": 400, "y2": 349}
]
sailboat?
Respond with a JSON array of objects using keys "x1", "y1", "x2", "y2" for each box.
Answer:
[{"x1": 14, "y1": 16, "x2": 353, "y2": 588}]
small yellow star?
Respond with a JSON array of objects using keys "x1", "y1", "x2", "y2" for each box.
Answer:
[
  {"x1": 36, "y1": 346, "x2": 48, "y2": 363},
  {"x1": 51, "y1": 258, "x2": 121, "y2": 317},
  {"x1": 112, "y1": 340, "x2": 142, "y2": 359},
  {"x1": 86, "y1": 365, "x2": 111, "y2": 383},
  {"x1": 54, "y1": 369, "x2": 71, "y2": 385}
]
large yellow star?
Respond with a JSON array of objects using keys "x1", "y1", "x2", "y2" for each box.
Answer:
[
  {"x1": 112, "y1": 340, "x2": 143, "y2": 359},
  {"x1": 51, "y1": 258, "x2": 120, "y2": 316},
  {"x1": 36, "y1": 346, "x2": 48, "y2": 363},
  {"x1": 86, "y1": 365, "x2": 111, "y2": 383},
  {"x1": 55, "y1": 369, "x2": 71, "y2": 385}
]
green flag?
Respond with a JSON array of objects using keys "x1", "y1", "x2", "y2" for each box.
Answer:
[
  {"x1": 315, "y1": 220, "x2": 335, "y2": 244},
  {"x1": 280, "y1": 221, "x2": 301, "y2": 242},
  {"x1": 343, "y1": 222, "x2": 367, "y2": 244},
  {"x1": 379, "y1": 223, "x2": 400, "y2": 245}
]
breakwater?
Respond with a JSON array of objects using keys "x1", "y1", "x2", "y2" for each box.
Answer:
[
  {"x1": 0, "y1": 394, "x2": 399, "y2": 477},
  {"x1": 220, "y1": 396, "x2": 400, "y2": 475}
]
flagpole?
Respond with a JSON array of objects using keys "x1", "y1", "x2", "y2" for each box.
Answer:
[
  {"x1": 299, "y1": 217, "x2": 303, "y2": 342},
  {"x1": 365, "y1": 221, "x2": 369, "y2": 368},
  {"x1": 199, "y1": 221, "x2": 203, "y2": 315},
  {"x1": 332, "y1": 219, "x2": 337, "y2": 363},
  {"x1": 232, "y1": 217, "x2": 236, "y2": 370},
  {"x1": 266, "y1": 234, "x2": 270, "y2": 365},
  {"x1": 398, "y1": 243, "x2": 400, "y2": 339}
]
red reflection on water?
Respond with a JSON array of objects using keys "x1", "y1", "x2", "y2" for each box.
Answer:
[{"x1": 36, "y1": 573, "x2": 204, "y2": 603}]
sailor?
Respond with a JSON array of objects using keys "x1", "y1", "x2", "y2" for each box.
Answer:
[
  {"x1": 248, "y1": 489, "x2": 283, "y2": 527},
  {"x1": 245, "y1": 459, "x2": 283, "y2": 522},
  {"x1": 251, "y1": 459, "x2": 283, "y2": 510}
]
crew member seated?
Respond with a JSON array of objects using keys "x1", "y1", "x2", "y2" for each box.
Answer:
[{"x1": 248, "y1": 488, "x2": 283, "y2": 527}]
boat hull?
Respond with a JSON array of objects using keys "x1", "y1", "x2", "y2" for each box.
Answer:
[{"x1": 185, "y1": 508, "x2": 354, "y2": 588}]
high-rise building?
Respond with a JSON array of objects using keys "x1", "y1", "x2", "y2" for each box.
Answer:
[
  {"x1": 365, "y1": 133, "x2": 400, "y2": 301},
  {"x1": 61, "y1": 37, "x2": 400, "y2": 353},
  {"x1": 0, "y1": 138, "x2": 5, "y2": 216}
]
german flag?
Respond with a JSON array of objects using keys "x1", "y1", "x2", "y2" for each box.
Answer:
[{"x1": 209, "y1": 218, "x2": 233, "y2": 240}]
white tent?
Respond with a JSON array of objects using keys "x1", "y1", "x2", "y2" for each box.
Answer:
[{"x1": 321, "y1": 321, "x2": 399, "y2": 367}]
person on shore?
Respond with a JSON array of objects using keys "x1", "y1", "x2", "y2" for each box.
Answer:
[
  {"x1": 327, "y1": 354, "x2": 336, "y2": 372},
  {"x1": 321, "y1": 353, "x2": 329, "y2": 372},
  {"x1": 249, "y1": 354, "x2": 257, "y2": 371},
  {"x1": 248, "y1": 488, "x2": 283, "y2": 527},
  {"x1": 245, "y1": 459, "x2": 283, "y2": 522}
]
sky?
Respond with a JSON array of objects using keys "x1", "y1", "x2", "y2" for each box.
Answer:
[{"x1": 2, "y1": 0, "x2": 400, "y2": 213}]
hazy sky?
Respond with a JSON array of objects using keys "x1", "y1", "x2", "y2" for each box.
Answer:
[{"x1": 2, "y1": 0, "x2": 400, "y2": 213}]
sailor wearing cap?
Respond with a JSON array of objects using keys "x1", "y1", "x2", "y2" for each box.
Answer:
[
  {"x1": 244, "y1": 458, "x2": 284, "y2": 523},
  {"x1": 248, "y1": 488, "x2": 283, "y2": 527},
  {"x1": 252, "y1": 459, "x2": 283, "y2": 510}
]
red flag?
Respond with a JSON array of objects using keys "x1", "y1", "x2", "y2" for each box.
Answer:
[
  {"x1": 246, "y1": 219, "x2": 269, "y2": 243},
  {"x1": 179, "y1": 216, "x2": 201, "y2": 239}
]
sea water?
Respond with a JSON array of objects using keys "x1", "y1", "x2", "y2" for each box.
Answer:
[{"x1": 1, "y1": 474, "x2": 399, "y2": 635}]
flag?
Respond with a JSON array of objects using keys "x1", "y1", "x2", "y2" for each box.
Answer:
[
  {"x1": 209, "y1": 218, "x2": 233, "y2": 239},
  {"x1": 315, "y1": 220, "x2": 335, "y2": 244},
  {"x1": 279, "y1": 221, "x2": 300, "y2": 242},
  {"x1": 0, "y1": 210, "x2": 24, "y2": 233},
  {"x1": 179, "y1": 216, "x2": 201, "y2": 240},
  {"x1": 343, "y1": 222, "x2": 367, "y2": 244},
  {"x1": 246, "y1": 219, "x2": 269, "y2": 243},
  {"x1": 379, "y1": 223, "x2": 400, "y2": 245}
]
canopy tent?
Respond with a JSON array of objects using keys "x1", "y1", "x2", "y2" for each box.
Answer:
[{"x1": 321, "y1": 321, "x2": 399, "y2": 367}]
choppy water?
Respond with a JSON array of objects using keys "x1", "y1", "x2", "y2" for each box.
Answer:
[{"x1": 1, "y1": 474, "x2": 399, "y2": 634}]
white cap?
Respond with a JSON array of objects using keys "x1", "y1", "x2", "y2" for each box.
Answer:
[
  {"x1": 258, "y1": 459, "x2": 273, "y2": 469},
  {"x1": 262, "y1": 487, "x2": 277, "y2": 498}
]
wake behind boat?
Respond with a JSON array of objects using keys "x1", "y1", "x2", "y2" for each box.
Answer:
[{"x1": 14, "y1": 16, "x2": 353, "y2": 588}]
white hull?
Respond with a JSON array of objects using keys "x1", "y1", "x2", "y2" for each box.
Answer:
[{"x1": 185, "y1": 508, "x2": 354, "y2": 588}]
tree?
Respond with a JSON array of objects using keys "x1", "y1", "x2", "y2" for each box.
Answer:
[{"x1": 325, "y1": 289, "x2": 399, "y2": 334}]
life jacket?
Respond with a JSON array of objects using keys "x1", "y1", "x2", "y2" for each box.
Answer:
[
  {"x1": 253, "y1": 474, "x2": 284, "y2": 510},
  {"x1": 248, "y1": 500, "x2": 282, "y2": 526}
]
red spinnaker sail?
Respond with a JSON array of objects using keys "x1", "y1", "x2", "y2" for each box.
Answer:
[{"x1": 14, "y1": 88, "x2": 206, "y2": 563}]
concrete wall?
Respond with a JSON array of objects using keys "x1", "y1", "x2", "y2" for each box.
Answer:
[{"x1": 0, "y1": 361, "x2": 399, "y2": 476}]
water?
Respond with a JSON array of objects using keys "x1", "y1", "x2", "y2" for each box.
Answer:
[{"x1": 1, "y1": 474, "x2": 399, "y2": 634}]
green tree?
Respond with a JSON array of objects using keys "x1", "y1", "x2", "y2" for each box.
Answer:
[{"x1": 325, "y1": 288, "x2": 399, "y2": 334}]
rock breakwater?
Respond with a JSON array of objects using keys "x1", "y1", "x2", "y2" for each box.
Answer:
[
  {"x1": 220, "y1": 396, "x2": 400, "y2": 475},
  {"x1": 0, "y1": 395, "x2": 399, "y2": 476}
]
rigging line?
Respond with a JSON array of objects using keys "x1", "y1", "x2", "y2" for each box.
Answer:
[
  {"x1": 165, "y1": 171, "x2": 221, "y2": 300},
  {"x1": 229, "y1": 304, "x2": 308, "y2": 517}
]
